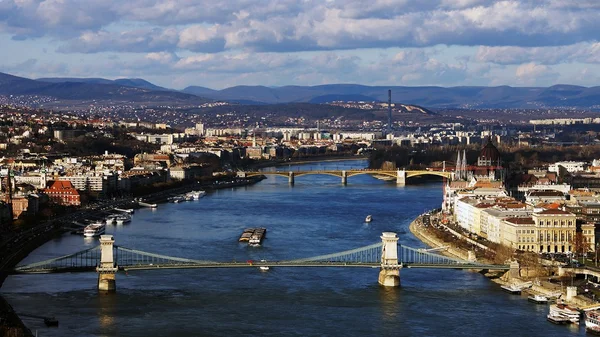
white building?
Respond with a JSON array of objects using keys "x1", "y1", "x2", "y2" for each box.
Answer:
[{"x1": 548, "y1": 161, "x2": 587, "y2": 175}]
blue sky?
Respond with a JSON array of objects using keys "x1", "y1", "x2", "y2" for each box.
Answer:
[{"x1": 1, "y1": 0, "x2": 600, "y2": 89}]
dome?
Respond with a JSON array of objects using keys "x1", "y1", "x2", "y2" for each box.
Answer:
[{"x1": 478, "y1": 137, "x2": 500, "y2": 163}]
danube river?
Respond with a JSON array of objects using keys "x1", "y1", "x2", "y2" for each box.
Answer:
[{"x1": 1, "y1": 160, "x2": 585, "y2": 336}]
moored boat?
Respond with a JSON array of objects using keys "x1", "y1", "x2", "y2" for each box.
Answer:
[
  {"x1": 547, "y1": 313, "x2": 571, "y2": 325},
  {"x1": 115, "y1": 214, "x2": 131, "y2": 225},
  {"x1": 83, "y1": 222, "x2": 106, "y2": 237},
  {"x1": 550, "y1": 303, "x2": 580, "y2": 323},
  {"x1": 586, "y1": 310, "x2": 600, "y2": 334},
  {"x1": 528, "y1": 294, "x2": 549, "y2": 304},
  {"x1": 501, "y1": 284, "x2": 522, "y2": 294}
]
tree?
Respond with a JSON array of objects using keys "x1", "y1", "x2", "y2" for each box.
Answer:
[{"x1": 571, "y1": 231, "x2": 591, "y2": 257}]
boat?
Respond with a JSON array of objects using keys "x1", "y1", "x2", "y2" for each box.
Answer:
[
  {"x1": 249, "y1": 228, "x2": 266, "y2": 246},
  {"x1": 528, "y1": 294, "x2": 549, "y2": 304},
  {"x1": 586, "y1": 310, "x2": 600, "y2": 332},
  {"x1": 501, "y1": 284, "x2": 522, "y2": 294},
  {"x1": 83, "y1": 222, "x2": 106, "y2": 237},
  {"x1": 365, "y1": 215, "x2": 372, "y2": 223},
  {"x1": 547, "y1": 313, "x2": 571, "y2": 325},
  {"x1": 138, "y1": 201, "x2": 157, "y2": 208},
  {"x1": 586, "y1": 310, "x2": 600, "y2": 334},
  {"x1": 115, "y1": 214, "x2": 131, "y2": 225},
  {"x1": 259, "y1": 259, "x2": 270, "y2": 271},
  {"x1": 550, "y1": 303, "x2": 580, "y2": 323},
  {"x1": 114, "y1": 208, "x2": 134, "y2": 214},
  {"x1": 170, "y1": 196, "x2": 185, "y2": 203},
  {"x1": 239, "y1": 228, "x2": 255, "y2": 242},
  {"x1": 190, "y1": 191, "x2": 206, "y2": 200}
]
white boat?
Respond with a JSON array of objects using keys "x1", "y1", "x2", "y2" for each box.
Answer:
[
  {"x1": 547, "y1": 313, "x2": 571, "y2": 325},
  {"x1": 259, "y1": 260, "x2": 270, "y2": 271},
  {"x1": 586, "y1": 310, "x2": 600, "y2": 333},
  {"x1": 528, "y1": 294, "x2": 549, "y2": 304},
  {"x1": 187, "y1": 191, "x2": 206, "y2": 200},
  {"x1": 365, "y1": 215, "x2": 372, "y2": 223},
  {"x1": 115, "y1": 214, "x2": 131, "y2": 225},
  {"x1": 501, "y1": 284, "x2": 522, "y2": 294},
  {"x1": 83, "y1": 223, "x2": 106, "y2": 237},
  {"x1": 550, "y1": 303, "x2": 580, "y2": 323}
]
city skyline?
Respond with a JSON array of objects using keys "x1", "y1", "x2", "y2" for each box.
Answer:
[{"x1": 1, "y1": 1, "x2": 600, "y2": 89}]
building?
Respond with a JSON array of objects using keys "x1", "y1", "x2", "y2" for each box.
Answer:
[
  {"x1": 549, "y1": 161, "x2": 587, "y2": 176},
  {"x1": 525, "y1": 190, "x2": 566, "y2": 205},
  {"x1": 44, "y1": 180, "x2": 81, "y2": 206},
  {"x1": 532, "y1": 209, "x2": 577, "y2": 253},
  {"x1": 501, "y1": 217, "x2": 536, "y2": 251}
]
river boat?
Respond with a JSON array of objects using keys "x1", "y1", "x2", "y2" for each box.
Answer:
[
  {"x1": 550, "y1": 303, "x2": 580, "y2": 323},
  {"x1": 114, "y1": 208, "x2": 134, "y2": 214},
  {"x1": 259, "y1": 260, "x2": 270, "y2": 271},
  {"x1": 139, "y1": 201, "x2": 158, "y2": 208},
  {"x1": 586, "y1": 310, "x2": 600, "y2": 334},
  {"x1": 239, "y1": 228, "x2": 254, "y2": 242},
  {"x1": 170, "y1": 196, "x2": 186, "y2": 203},
  {"x1": 528, "y1": 294, "x2": 549, "y2": 304},
  {"x1": 83, "y1": 223, "x2": 106, "y2": 237},
  {"x1": 501, "y1": 284, "x2": 522, "y2": 294},
  {"x1": 365, "y1": 215, "x2": 372, "y2": 223},
  {"x1": 547, "y1": 313, "x2": 571, "y2": 325},
  {"x1": 186, "y1": 191, "x2": 206, "y2": 200},
  {"x1": 249, "y1": 228, "x2": 266, "y2": 246},
  {"x1": 115, "y1": 214, "x2": 131, "y2": 225}
]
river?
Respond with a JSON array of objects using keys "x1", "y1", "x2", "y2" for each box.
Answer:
[{"x1": 1, "y1": 160, "x2": 585, "y2": 336}]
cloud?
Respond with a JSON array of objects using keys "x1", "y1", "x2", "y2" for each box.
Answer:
[
  {"x1": 476, "y1": 43, "x2": 600, "y2": 65},
  {"x1": 515, "y1": 62, "x2": 558, "y2": 85},
  {"x1": 0, "y1": 0, "x2": 598, "y2": 54}
]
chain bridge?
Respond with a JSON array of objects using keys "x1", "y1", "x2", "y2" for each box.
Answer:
[
  {"x1": 240, "y1": 169, "x2": 453, "y2": 185},
  {"x1": 13, "y1": 233, "x2": 509, "y2": 291}
]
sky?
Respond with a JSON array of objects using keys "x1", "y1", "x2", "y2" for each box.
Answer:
[{"x1": 1, "y1": 0, "x2": 600, "y2": 90}]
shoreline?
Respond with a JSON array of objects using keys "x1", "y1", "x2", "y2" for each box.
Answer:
[
  {"x1": 408, "y1": 213, "x2": 598, "y2": 309},
  {"x1": 0, "y1": 175, "x2": 266, "y2": 337}
]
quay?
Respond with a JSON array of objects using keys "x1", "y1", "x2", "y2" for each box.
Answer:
[{"x1": 409, "y1": 211, "x2": 600, "y2": 313}]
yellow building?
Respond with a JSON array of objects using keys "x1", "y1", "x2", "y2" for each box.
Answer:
[
  {"x1": 501, "y1": 217, "x2": 536, "y2": 251},
  {"x1": 532, "y1": 209, "x2": 577, "y2": 254}
]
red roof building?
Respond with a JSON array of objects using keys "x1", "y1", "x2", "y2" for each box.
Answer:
[{"x1": 44, "y1": 180, "x2": 81, "y2": 206}]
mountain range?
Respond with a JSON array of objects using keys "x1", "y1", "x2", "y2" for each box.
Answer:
[
  {"x1": 184, "y1": 84, "x2": 600, "y2": 108},
  {"x1": 0, "y1": 72, "x2": 207, "y2": 106},
  {"x1": 2, "y1": 71, "x2": 600, "y2": 109}
]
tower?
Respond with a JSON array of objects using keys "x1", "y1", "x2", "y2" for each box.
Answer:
[
  {"x1": 387, "y1": 89, "x2": 392, "y2": 135},
  {"x1": 456, "y1": 150, "x2": 462, "y2": 180}
]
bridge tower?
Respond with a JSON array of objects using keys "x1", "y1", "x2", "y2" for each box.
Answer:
[
  {"x1": 288, "y1": 172, "x2": 295, "y2": 185},
  {"x1": 97, "y1": 234, "x2": 118, "y2": 292},
  {"x1": 341, "y1": 170, "x2": 347, "y2": 185},
  {"x1": 396, "y1": 170, "x2": 406, "y2": 186},
  {"x1": 378, "y1": 232, "x2": 400, "y2": 287}
]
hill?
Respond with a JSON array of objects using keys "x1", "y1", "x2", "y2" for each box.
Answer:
[
  {"x1": 183, "y1": 83, "x2": 600, "y2": 109},
  {"x1": 37, "y1": 77, "x2": 170, "y2": 92},
  {"x1": 0, "y1": 72, "x2": 209, "y2": 107}
]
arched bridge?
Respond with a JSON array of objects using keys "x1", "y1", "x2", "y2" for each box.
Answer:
[
  {"x1": 13, "y1": 233, "x2": 509, "y2": 291},
  {"x1": 239, "y1": 169, "x2": 454, "y2": 185}
]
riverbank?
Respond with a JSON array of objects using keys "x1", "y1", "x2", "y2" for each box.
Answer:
[
  {"x1": 409, "y1": 213, "x2": 598, "y2": 309},
  {"x1": 0, "y1": 175, "x2": 266, "y2": 336}
]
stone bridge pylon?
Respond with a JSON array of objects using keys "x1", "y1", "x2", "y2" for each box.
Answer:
[
  {"x1": 97, "y1": 235, "x2": 118, "y2": 292},
  {"x1": 378, "y1": 232, "x2": 400, "y2": 287}
]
